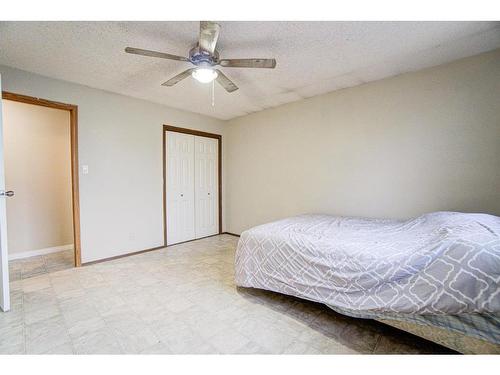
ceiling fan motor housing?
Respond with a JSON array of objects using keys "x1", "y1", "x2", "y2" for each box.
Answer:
[{"x1": 189, "y1": 45, "x2": 220, "y2": 66}]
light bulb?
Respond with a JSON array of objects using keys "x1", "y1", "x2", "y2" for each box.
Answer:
[{"x1": 192, "y1": 68, "x2": 218, "y2": 83}]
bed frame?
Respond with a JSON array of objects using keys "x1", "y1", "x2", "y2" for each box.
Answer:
[{"x1": 377, "y1": 319, "x2": 500, "y2": 354}]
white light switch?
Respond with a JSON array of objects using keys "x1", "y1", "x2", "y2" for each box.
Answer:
[{"x1": 82, "y1": 165, "x2": 89, "y2": 175}]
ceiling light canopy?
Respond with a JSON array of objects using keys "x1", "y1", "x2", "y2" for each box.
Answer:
[{"x1": 192, "y1": 68, "x2": 218, "y2": 83}]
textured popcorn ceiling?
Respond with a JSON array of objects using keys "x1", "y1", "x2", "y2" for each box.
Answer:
[{"x1": 0, "y1": 21, "x2": 499, "y2": 120}]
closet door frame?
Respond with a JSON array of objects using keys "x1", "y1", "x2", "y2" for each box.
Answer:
[{"x1": 162, "y1": 125, "x2": 222, "y2": 246}]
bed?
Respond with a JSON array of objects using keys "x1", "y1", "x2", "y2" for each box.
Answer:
[{"x1": 234, "y1": 212, "x2": 500, "y2": 354}]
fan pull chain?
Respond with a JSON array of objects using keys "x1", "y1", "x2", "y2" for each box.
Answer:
[{"x1": 211, "y1": 80, "x2": 215, "y2": 107}]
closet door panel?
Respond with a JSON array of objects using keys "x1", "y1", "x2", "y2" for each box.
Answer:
[
  {"x1": 194, "y1": 136, "x2": 218, "y2": 238},
  {"x1": 166, "y1": 131, "x2": 195, "y2": 245}
]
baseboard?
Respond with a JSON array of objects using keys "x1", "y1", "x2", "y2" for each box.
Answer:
[
  {"x1": 222, "y1": 232, "x2": 240, "y2": 237},
  {"x1": 83, "y1": 232, "x2": 238, "y2": 266},
  {"x1": 9, "y1": 244, "x2": 74, "y2": 260},
  {"x1": 82, "y1": 245, "x2": 165, "y2": 266}
]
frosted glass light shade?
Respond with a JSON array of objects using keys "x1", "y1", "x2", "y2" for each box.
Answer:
[{"x1": 192, "y1": 68, "x2": 218, "y2": 83}]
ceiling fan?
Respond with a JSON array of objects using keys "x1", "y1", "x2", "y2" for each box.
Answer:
[{"x1": 125, "y1": 21, "x2": 277, "y2": 93}]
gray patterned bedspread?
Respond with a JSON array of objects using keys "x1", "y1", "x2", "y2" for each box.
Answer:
[{"x1": 235, "y1": 212, "x2": 500, "y2": 340}]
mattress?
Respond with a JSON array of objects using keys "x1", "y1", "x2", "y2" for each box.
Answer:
[
  {"x1": 234, "y1": 212, "x2": 500, "y2": 344},
  {"x1": 330, "y1": 305, "x2": 500, "y2": 344}
]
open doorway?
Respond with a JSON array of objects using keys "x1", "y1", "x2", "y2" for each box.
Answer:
[{"x1": 1, "y1": 92, "x2": 81, "y2": 281}]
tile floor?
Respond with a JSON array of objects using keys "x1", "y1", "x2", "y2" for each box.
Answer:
[
  {"x1": 9, "y1": 249, "x2": 74, "y2": 281},
  {"x1": 0, "y1": 235, "x2": 455, "y2": 354}
]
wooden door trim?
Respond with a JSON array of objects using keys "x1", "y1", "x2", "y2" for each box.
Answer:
[
  {"x1": 2, "y1": 91, "x2": 82, "y2": 267},
  {"x1": 163, "y1": 124, "x2": 222, "y2": 246}
]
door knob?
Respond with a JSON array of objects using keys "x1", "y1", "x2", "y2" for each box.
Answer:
[{"x1": 0, "y1": 190, "x2": 14, "y2": 197}]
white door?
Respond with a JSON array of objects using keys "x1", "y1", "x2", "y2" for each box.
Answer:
[
  {"x1": 166, "y1": 131, "x2": 195, "y2": 245},
  {"x1": 0, "y1": 75, "x2": 11, "y2": 312},
  {"x1": 194, "y1": 136, "x2": 219, "y2": 238}
]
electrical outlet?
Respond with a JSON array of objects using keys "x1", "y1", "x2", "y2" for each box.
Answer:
[{"x1": 82, "y1": 165, "x2": 89, "y2": 175}]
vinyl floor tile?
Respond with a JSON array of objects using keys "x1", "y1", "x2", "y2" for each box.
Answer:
[{"x1": 1, "y1": 235, "x2": 456, "y2": 354}]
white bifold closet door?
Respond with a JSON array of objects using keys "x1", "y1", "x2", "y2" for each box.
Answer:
[
  {"x1": 194, "y1": 136, "x2": 218, "y2": 238},
  {"x1": 166, "y1": 131, "x2": 195, "y2": 245},
  {"x1": 166, "y1": 131, "x2": 219, "y2": 246}
]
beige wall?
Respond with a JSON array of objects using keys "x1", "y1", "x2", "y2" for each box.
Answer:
[
  {"x1": 225, "y1": 49, "x2": 500, "y2": 234},
  {"x1": 0, "y1": 65, "x2": 226, "y2": 263},
  {"x1": 3, "y1": 100, "x2": 73, "y2": 255},
  {"x1": 2, "y1": 49, "x2": 498, "y2": 258}
]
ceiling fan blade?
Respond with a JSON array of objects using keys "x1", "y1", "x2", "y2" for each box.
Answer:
[
  {"x1": 219, "y1": 58, "x2": 277, "y2": 69},
  {"x1": 161, "y1": 69, "x2": 195, "y2": 86},
  {"x1": 215, "y1": 70, "x2": 238, "y2": 93},
  {"x1": 125, "y1": 47, "x2": 189, "y2": 62},
  {"x1": 199, "y1": 21, "x2": 220, "y2": 54}
]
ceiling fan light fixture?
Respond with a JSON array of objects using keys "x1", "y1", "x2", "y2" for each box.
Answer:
[
  {"x1": 126, "y1": 21, "x2": 276, "y2": 92},
  {"x1": 192, "y1": 68, "x2": 218, "y2": 83}
]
